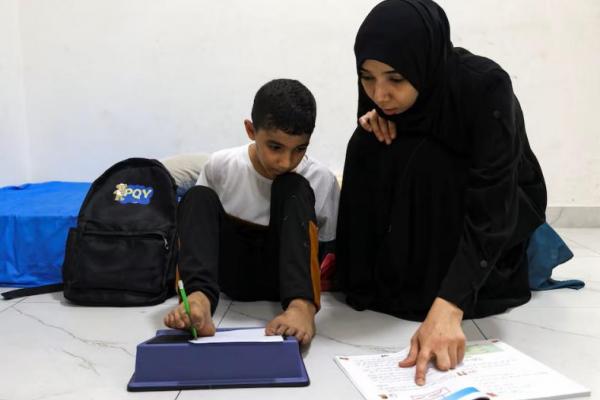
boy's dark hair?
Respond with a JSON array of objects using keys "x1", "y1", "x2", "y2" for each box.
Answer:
[{"x1": 251, "y1": 79, "x2": 317, "y2": 136}]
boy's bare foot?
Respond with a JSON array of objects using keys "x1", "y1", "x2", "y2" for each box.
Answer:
[
  {"x1": 163, "y1": 290, "x2": 216, "y2": 336},
  {"x1": 265, "y1": 298, "x2": 317, "y2": 345}
]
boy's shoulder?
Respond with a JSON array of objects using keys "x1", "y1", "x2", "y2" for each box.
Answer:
[
  {"x1": 296, "y1": 155, "x2": 338, "y2": 188},
  {"x1": 200, "y1": 145, "x2": 251, "y2": 187},
  {"x1": 204, "y1": 145, "x2": 250, "y2": 173},
  {"x1": 207, "y1": 144, "x2": 248, "y2": 164}
]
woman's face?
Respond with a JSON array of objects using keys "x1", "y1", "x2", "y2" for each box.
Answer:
[{"x1": 360, "y1": 59, "x2": 419, "y2": 116}]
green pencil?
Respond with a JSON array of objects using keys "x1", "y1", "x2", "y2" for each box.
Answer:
[{"x1": 178, "y1": 280, "x2": 198, "y2": 339}]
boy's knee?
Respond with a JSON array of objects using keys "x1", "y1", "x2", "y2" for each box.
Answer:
[
  {"x1": 180, "y1": 185, "x2": 220, "y2": 207},
  {"x1": 182, "y1": 186, "x2": 219, "y2": 201},
  {"x1": 272, "y1": 173, "x2": 315, "y2": 204}
]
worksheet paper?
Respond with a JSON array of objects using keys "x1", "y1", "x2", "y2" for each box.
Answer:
[
  {"x1": 335, "y1": 339, "x2": 590, "y2": 400},
  {"x1": 188, "y1": 328, "x2": 283, "y2": 344}
]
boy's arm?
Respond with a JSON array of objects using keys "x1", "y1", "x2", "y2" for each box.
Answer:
[
  {"x1": 315, "y1": 171, "x2": 341, "y2": 245},
  {"x1": 316, "y1": 172, "x2": 340, "y2": 291},
  {"x1": 195, "y1": 156, "x2": 215, "y2": 189}
]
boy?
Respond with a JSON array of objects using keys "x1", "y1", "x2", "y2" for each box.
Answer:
[{"x1": 164, "y1": 79, "x2": 340, "y2": 345}]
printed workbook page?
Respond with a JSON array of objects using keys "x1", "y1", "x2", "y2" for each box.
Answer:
[
  {"x1": 335, "y1": 339, "x2": 590, "y2": 400},
  {"x1": 336, "y1": 349, "x2": 486, "y2": 400}
]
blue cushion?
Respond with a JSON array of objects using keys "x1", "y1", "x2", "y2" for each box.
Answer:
[
  {"x1": 0, "y1": 182, "x2": 90, "y2": 287},
  {"x1": 527, "y1": 222, "x2": 584, "y2": 291}
]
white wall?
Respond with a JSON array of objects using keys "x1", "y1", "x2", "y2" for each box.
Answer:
[
  {"x1": 443, "y1": 1, "x2": 600, "y2": 207},
  {"x1": 0, "y1": 0, "x2": 29, "y2": 186},
  {"x1": 2, "y1": 0, "x2": 600, "y2": 206}
]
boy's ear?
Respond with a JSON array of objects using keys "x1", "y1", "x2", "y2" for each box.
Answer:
[{"x1": 244, "y1": 119, "x2": 256, "y2": 140}]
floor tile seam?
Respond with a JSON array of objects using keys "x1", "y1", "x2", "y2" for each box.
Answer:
[
  {"x1": 519, "y1": 306, "x2": 600, "y2": 309},
  {"x1": 315, "y1": 331, "x2": 404, "y2": 353},
  {"x1": 0, "y1": 297, "x2": 27, "y2": 315},
  {"x1": 2, "y1": 390, "x2": 74, "y2": 400},
  {"x1": 487, "y1": 316, "x2": 600, "y2": 341},
  {"x1": 517, "y1": 304, "x2": 600, "y2": 309},
  {"x1": 561, "y1": 236, "x2": 600, "y2": 256},
  {"x1": 558, "y1": 286, "x2": 600, "y2": 296},
  {"x1": 216, "y1": 301, "x2": 234, "y2": 328},
  {"x1": 565, "y1": 257, "x2": 600, "y2": 264},
  {"x1": 15, "y1": 300, "x2": 62, "y2": 304},
  {"x1": 10, "y1": 304, "x2": 135, "y2": 356},
  {"x1": 471, "y1": 320, "x2": 488, "y2": 340},
  {"x1": 552, "y1": 276, "x2": 600, "y2": 285},
  {"x1": 60, "y1": 349, "x2": 101, "y2": 376},
  {"x1": 532, "y1": 288, "x2": 600, "y2": 294},
  {"x1": 580, "y1": 285, "x2": 600, "y2": 292},
  {"x1": 224, "y1": 307, "x2": 270, "y2": 324},
  {"x1": 216, "y1": 307, "x2": 405, "y2": 352},
  {"x1": 569, "y1": 254, "x2": 600, "y2": 259}
]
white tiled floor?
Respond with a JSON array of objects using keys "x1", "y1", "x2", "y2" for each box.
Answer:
[{"x1": 0, "y1": 227, "x2": 598, "y2": 400}]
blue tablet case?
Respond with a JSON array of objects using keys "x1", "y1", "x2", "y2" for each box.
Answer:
[{"x1": 127, "y1": 328, "x2": 310, "y2": 391}]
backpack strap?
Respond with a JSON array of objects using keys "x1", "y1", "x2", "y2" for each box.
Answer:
[{"x1": 1, "y1": 283, "x2": 63, "y2": 300}]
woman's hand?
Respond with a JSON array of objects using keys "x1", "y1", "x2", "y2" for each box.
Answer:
[
  {"x1": 358, "y1": 109, "x2": 397, "y2": 145},
  {"x1": 399, "y1": 297, "x2": 466, "y2": 386}
]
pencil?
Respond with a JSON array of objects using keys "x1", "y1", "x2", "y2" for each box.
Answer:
[{"x1": 178, "y1": 280, "x2": 198, "y2": 339}]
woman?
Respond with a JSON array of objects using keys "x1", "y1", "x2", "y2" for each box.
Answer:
[{"x1": 335, "y1": 0, "x2": 547, "y2": 385}]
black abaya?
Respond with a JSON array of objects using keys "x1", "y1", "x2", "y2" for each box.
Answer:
[{"x1": 335, "y1": 0, "x2": 547, "y2": 321}]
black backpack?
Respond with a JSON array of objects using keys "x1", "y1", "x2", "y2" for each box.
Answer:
[{"x1": 2, "y1": 158, "x2": 179, "y2": 306}]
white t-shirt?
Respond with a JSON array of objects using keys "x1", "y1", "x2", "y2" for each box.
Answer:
[{"x1": 196, "y1": 144, "x2": 340, "y2": 242}]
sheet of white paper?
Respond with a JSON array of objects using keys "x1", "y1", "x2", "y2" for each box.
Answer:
[{"x1": 188, "y1": 328, "x2": 283, "y2": 344}]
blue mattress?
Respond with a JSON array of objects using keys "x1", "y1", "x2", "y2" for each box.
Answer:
[
  {"x1": 0, "y1": 181, "x2": 579, "y2": 292},
  {"x1": 0, "y1": 182, "x2": 90, "y2": 287}
]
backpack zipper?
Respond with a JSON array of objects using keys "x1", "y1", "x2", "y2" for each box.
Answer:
[{"x1": 82, "y1": 230, "x2": 171, "y2": 250}]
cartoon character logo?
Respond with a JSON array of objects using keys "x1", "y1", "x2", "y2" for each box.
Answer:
[
  {"x1": 113, "y1": 183, "x2": 154, "y2": 205},
  {"x1": 113, "y1": 183, "x2": 128, "y2": 202}
]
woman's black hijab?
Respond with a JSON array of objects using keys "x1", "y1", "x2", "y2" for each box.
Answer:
[{"x1": 354, "y1": 0, "x2": 460, "y2": 140}]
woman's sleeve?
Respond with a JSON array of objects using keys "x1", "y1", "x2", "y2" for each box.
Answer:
[{"x1": 437, "y1": 70, "x2": 523, "y2": 312}]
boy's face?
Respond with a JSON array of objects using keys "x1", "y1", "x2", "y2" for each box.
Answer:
[{"x1": 244, "y1": 119, "x2": 311, "y2": 180}]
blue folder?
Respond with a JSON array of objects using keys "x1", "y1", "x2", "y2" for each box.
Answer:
[{"x1": 128, "y1": 328, "x2": 310, "y2": 391}]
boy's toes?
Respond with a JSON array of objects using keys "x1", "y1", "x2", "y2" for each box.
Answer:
[
  {"x1": 293, "y1": 330, "x2": 305, "y2": 343},
  {"x1": 275, "y1": 324, "x2": 287, "y2": 336},
  {"x1": 298, "y1": 333, "x2": 308, "y2": 345},
  {"x1": 197, "y1": 319, "x2": 216, "y2": 336},
  {"x1": 299, "y1": 332, "x2": 313, "y2": 345},
  {"x1": 284, "y1": 326, "x2": 298, "y2": 337},
  {"x1": 164, "y1": 312, "x2": 176, "y2": 328},
  {"x1": 265, "y1": 320, "x2": 280, "y2": 336}
]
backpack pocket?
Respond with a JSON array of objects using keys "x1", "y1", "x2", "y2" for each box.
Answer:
[{"x1": 70, "y1": 230, "x2": 172, "y2": 295}]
